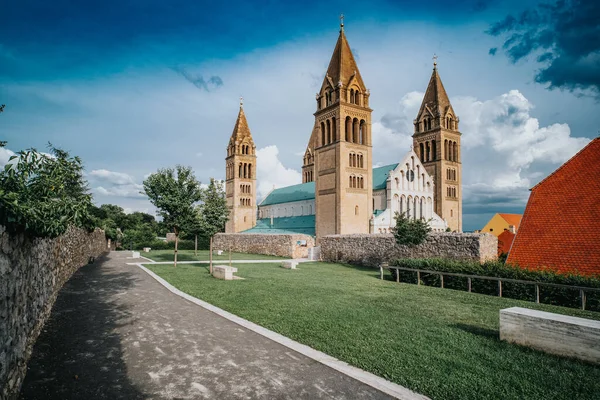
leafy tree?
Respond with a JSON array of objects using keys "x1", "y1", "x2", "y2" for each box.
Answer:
[
  {"x1": 197, "y1": 178, "x2": 229, "y2": 272},
  {"x1": 0, "y1": 144, "x2": 95, "y2": 237},
  {"x1": 392, "y1": 212, "x2": 431, "y2": 247},
  {"x1": 142, "y1": 165, "x2": 203, "y2": 267}
]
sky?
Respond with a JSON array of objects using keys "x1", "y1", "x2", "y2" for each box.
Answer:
[{"x1": 1, "y1": 0, "x2": 599, "y2": 231}]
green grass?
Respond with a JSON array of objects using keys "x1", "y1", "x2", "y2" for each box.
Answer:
[
  {"x1": 145, "y1": 262, "x2": 600, "y2": 400},
  {"x1": 142, "y1": 249, "x2": 286, "y2": 262}
]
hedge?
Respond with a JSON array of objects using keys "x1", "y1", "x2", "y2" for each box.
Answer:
[
  {"x1": 390, "y1": 258, "x2": 600, "y2": 312},
  {"x1": 119, "y1": 237, "x2": 211, "y2": 251}
]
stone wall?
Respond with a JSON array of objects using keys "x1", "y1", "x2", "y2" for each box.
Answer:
[
  {"x1": 0, "y1": 226, "x2": 108, "y2": 400},
  {"x1": 213, "y1": 233, "x2": 315, "y2": 259},
  {"x1": 320, "y1": 233, "x2": 497, "y2": 266}
]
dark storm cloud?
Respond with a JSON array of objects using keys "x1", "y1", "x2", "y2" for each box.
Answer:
[
  {"x1": 488, "y1": 0, "x2": 600, "y2": 98},
  {"x1": 171, "y1": 67, "x2": 223, "y2": 92}
]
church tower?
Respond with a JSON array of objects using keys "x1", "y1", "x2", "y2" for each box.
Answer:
[
  {"x1": 225, "y1": 99, "x2": 257, "y2": 233},
  {"x1": 412, "y1": 59, "x2": 462, "y2": 232},
  {"x1": 314, "y1": 19, "x2": 373, "y2": 238}
]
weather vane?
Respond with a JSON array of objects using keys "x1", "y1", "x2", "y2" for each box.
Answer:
[
  {"x1": 433, "y1": 53, "x2": 438, "y2": 67},
  {"x1": 340, "y1": 13, "x2": 344, "y2": 28},
  {"x1": 240, "y1": 96, "x2": 243, "y2": 107}
]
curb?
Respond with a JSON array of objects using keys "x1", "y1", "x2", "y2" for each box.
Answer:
[{"x1": 135, "y1": 263, "x2": 429, "y2": 400}]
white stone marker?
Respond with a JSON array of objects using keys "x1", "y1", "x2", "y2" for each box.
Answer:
[
  {"x1": 213, "y1": 265, "x2": 238, "y2": 280},
  {"x1": 143, "y1": 247, "x2": 151, "y2": 253},
  {"x1": 132, "y1": 251, "x2": 141, "y2": 258},
  {"x1": 500, "y1": 307, "x2": 600, "y2": 365},
  {"x1": 282, "y1": 261, "x2": 298, "y2": 269}
]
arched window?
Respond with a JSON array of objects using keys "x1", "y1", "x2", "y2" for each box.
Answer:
[
  {"x1": 355, "y1": 91, "x2": 361, "y2": 105},
  {"x1": 239, "y1": 163, "x2": 242, "y2": 178},
  {"x1": 321, "y1": 122, "x2": 325, "y2": 146},
  {"x1": 355, "y1": 205, "x2": 359, "y2": 215},
  {"x1": 248, "y1": 164, "x2": 252, "y2": 178},
  {"x1": 353, "y1": 118, "x2": 359, "y2": 143},
  {"x1": 407, "y1": 196, "x2": 412, "y2": 219},
  {"x1": 332, "y1": 117, "x2": 337, "y2": 142},
  {"x1": 419, "y1": 143, "x2": 424, "y2": 161},
  {"x1": 359, "y1": 120, "x2": 365, "y2": 144},
  {"x1": 349, "y1": 153, "x2": 353, "y2": 166},
  {"x1": 420, "y1": 198, "x2": 424, "y2": 219},
  {"x1": 432, "y1": 140, "x2": 437, "y2": 161},
  {"x1": 350, "y1": 89, "x2": 355, "y2": 104},
  {"x1": 349, "y1": 176, "x2": 353, "y2": 188},
  {"x1": 326, "y1": 119, "x2": 331, "y2": 144},
  {"x1": 454, "y1": 141, "x2": 458, "y2": 161},
  {"x1": 345, "y1": 117, "x2": 352, "y2": 142},
  {"x1": 426, "y1": 142, "x2": 430, "y2": 161}
]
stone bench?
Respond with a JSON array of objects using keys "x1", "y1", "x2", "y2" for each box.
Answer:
[
  {"x1": 212, "y1": 265, "x2": 238, "y2": 280},
  {"x1": 282, "y1": 261, "x2": 298, "y2": 269},
  {"x1": 143, "y1": 247, "x2": 151, "y2": 253},
  {"x1": 500, "y1": 307, "x2": 600, "y2": 364}
]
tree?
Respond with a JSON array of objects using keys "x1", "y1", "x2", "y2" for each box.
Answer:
[
  {"x1": 197, "y1": 178, "x2": 229, "y2": 273},
  {"x1": 0, "y1": 144, "x2": 95, "y2": 237},
  {"x1": 392, "y1": 212, "x2": 431, "y2": 247},
  {"x1": 142, "y1": 165, "x2": 202, "y2": 267}
]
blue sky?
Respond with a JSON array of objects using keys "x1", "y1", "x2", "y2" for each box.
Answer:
[{"x1": 1, "y1": 0, "x2": 599, "y2": 231}]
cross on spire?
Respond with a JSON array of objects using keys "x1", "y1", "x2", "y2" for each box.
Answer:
[
  {"x1": 240, "y1": 96, "x2": 243, "y2": 108},
  {"x1": 433, "y1": 53, "x2": 438, "y2": 68},
  {"x1": 340, "y1": 13, "x2": 344, "y2": 31}
]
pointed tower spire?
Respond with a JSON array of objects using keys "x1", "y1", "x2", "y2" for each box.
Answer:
[
  {"x1": 230, "y1": 100, "x2": 253, "y2": 141},
  {"x1": 416, "y1": 59, "x2": 454, "y2": 119}
]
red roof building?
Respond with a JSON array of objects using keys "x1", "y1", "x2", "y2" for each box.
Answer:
[
  {"x1": 498, "y1": 230, "x2": 516, "y2": 256},
  {"x1": 507, "y1": 138, "x2": 600, "y2": 276}
]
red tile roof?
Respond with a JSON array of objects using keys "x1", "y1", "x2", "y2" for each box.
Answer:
[
  {"x1": 497, "y1": 230, "x2": 515, "y2": 256},
  {"x1": 498, "y1": 213, "x2": 522, "y2": 230},
  {"x1": 507, "y1": 138, "x2": 600, "y2": 277}
]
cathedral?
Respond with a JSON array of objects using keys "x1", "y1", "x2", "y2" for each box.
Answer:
[{"x1": 225, "y1": 21, "x2": 462, "y2": 238}]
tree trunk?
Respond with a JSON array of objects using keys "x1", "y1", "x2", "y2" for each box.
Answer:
[
  {"x1": 174, "y1": 230, "x2": 179, "y2": 268},
  {"x1": 209, "y1": 236, "x2": 213, "y2": 275},
  {"x1": 194, "y1": 234, "x2": 198, "y2": 256}
]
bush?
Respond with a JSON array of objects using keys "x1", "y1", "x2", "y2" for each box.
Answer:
[
  {"x1": 124, "y1": 238, "x2": 210, "y2": 251},
  {"x1": 389, "y1": 258, "x2": 600, "y2": 311},
  {"x1": 392, "y1": 212, "x2": 431, "y2": 246}
]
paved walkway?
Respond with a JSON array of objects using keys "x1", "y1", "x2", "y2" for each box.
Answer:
[{"x1": 20, "y1": 252, "x2": 395, "y2": 399}]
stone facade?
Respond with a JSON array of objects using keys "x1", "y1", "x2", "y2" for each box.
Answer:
[
  {"x1": 413, "y1": 62, "x2": 462, "y2": 232},
  {"x1": 213, "y1": 233, "x2": 315, "y2": 259},
  {"x1": 225, "y1": 100, "x2": 257, "y2": 234},
  {"x1": 312, "y1": 24, "x2": 373, "y2": 239},
  {"x1": 0, "y1": 225, "x2": 108, "y2": 400},
  {"x1": 320, "y1": 233, "x2": 497, "y2": 266}
]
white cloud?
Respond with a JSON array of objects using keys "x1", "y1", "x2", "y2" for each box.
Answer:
[
  {"x1": 89, "y1": 169, "x2": 145, "y2": 198},
  {"x1": 256, "y1": 145, "x2": 302, "y2": 200},
  {"x1": 0, "y1": 147, "x2": 15, "y2": 167}
]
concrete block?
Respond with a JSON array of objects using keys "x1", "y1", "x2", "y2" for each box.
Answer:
[
  {"x1": 282, "y1": 261, "x2": 298, "y2": 269},
  {"x1": 213, "y1": 265, "x2": 238, "y2": 280},
  {"x1": 132, "y1": 251, "x2": 140, "y2": 258},
  {"x1": 308, "y1": 246, "x2": 321, "y2": 261},
  {"x1": 143, "y1": 247, "x2": 151, "y2": 253},
  {"x1": 500, "y1": 307, "x2": 600, "y2": 364}
]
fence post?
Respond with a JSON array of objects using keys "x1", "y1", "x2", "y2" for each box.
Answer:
[
  {"x1": 581, "y1": 289, "x2": 586, "y2": 311},
  {"x1": 498, "y1": 280, "x2": 502, "y2": 297},
  {"x1": 379, "y1": 266, "x2": 383, "y2": 280},
  {"x1": 467, "y1": 277, "x2": 472, "y2": 293},
  {"x1": 396, "y1": 269, "x2": 400, "y2": 283},
  {"x1": 440, "y1": 274, "x2": 444, "y2": 289},
  {"x1": 535, "y1": 284, "x2": 540, "y2": 303},
  {"x1": 417, "y1": 271, "x2": 421, "y2": 286}
]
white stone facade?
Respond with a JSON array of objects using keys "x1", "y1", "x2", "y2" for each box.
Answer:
[{"x1": 372, "y1": 149, "x2": 448, "y2": 233}]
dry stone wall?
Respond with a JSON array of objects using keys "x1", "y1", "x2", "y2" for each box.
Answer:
[
  {"x1": 0, "y1": 226, "x2": 108, "y2": 400},
  {"x1": 320, "y1": 233, "x2": 497, "y2": 266},
  {"x1": 213, "y1": 233, "x2": 315, "y2": 259}
]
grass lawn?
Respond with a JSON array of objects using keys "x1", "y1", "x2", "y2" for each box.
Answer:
[
  {"x1": 142, "y1": 249, "x2": 286, "y2": 262},
  {"x1": 145, "y1": 261, "x2": 600, "y2": 400}
]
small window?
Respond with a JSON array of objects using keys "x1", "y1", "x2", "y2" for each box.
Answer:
[
  {"x1": 244, "y1": 216, "x2": 247, "y2": 222},
  {"x1": 489, "y1": 228, "x2": 493, "y2": 232},
  {"x1": 355, "y1": 205, "x2": 359, "y2": 216}
]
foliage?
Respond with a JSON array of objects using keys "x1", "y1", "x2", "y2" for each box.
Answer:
[
  {"x1": 197, "y1": 178, "x2": 229, "y2": 238},
  {"x1": 0, "y1": 144, "x2": 95, "y2": 238},
  {"x1": 88, "y1": 203, "x2": 156, "y2": 242},
  {"x1": 143, "y1": 249, "x2": 284, "y2": 262},
  {"x1": 392, "y1": 212, "x2": 431, "y2": 246},
  {"x1": 142, "y1": 165, "x2": 203, "y2": 237},
  {"x1": 146, "y1": 261, "x2": 600, "y2": 400},
  {"x1": 390, "y1": 258, "x2": 600, "y2": 311}
]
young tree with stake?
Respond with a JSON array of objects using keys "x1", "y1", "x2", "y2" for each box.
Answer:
[{"x1": 198, "y1": 178, "x2": 229, "y2": 274}]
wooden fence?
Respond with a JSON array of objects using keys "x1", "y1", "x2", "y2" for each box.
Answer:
[{"x1": 380, "y1": 265, "x2": 600, "y2": 311}]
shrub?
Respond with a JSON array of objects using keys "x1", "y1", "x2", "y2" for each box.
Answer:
[
  {"x1": 392, "y1": 212, "x2": 431, "y2": 246},
  {"x1": 389, "y1": 258, "x2": 600, "y2": 311}
]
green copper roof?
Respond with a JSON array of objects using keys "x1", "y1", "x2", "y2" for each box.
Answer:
[
  {"x1": 243, "y1": 215, "x2": 316, "y2": 236},
  {"x1": 372, "y1": 163, "x2": 399, "y2": 190},
  {"x1": 259, "y1": 164, "x2": 397, "y2": 206},
  {"x1": 260, "y1": 182, "x2": 315, "y2": 206}
]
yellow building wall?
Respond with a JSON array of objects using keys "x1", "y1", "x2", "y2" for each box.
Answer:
[{"x1": 480, "y1": 214, "x2": 512, "y2": 237}]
